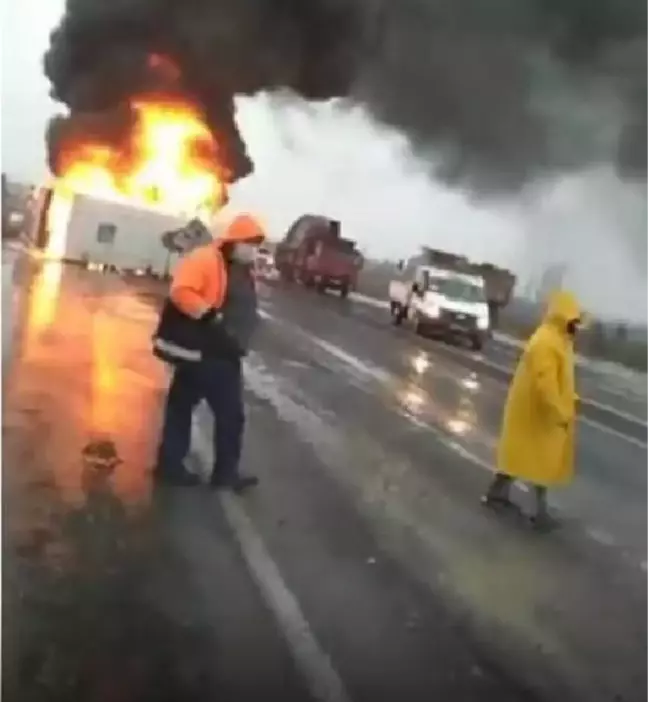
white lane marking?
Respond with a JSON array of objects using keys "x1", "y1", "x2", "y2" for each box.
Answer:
[
  {"x1": 310, "y1": 338, "x2": 391, "y2": 384},
  {"x1": 259, "y1": 308, "x2": 640, "y2": 550},
  {"x1": 349, "y1": 293, "x2": 648, "y2": 427},
  {"x1": 585, "y1": 527, "x2": 616, "y2": 547},
  {"x1": 578, "y1": 416, "x2": 647, "y2": 449},
  {"x1": 219, "y1": 496, "x2": 353, "y2": 702},
  {"x1": 442, "y1": 344, "x2": 647, "y2": 434},
  {"x1": 264, "y1": 306, "x2": 647, "y2": 449},
  {"x1": 492, "y1": 332, "x2": 524, "y2": 350},
  {"x1": 279, "y1": 343, "x2": 622, "y2": 546},
  {"x1": 462, "y1": 356, "x2": 647, "y2": 447},
  {"x1": 483, "y1": 347, "x2": 647, "y2": 423},
  {"x1": 349, "y1": 292, "x2": 388, "y2": 310},
  {"x1": 353, "y1": 292, "x2": 648, "y2": 385},
  {"x1": 263, "y1": 308, "x2": 391, "y2": 383},
  {"x1": 192, "y1": 421, "x2": 353, "y2": 702},
  {"x1": 264, "y1": 309, "x2": 503, "y2": 477},
  {"x1": 582, "y1": 397, "x2": 647, "y2": 427},
  {"x1": 445, "y1": 439, "x2": 491, "y2": 472}
]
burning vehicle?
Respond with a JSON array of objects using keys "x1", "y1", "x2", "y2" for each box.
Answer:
[
  {"x1": 36, "y1": 0, "x2": 363, "y2": 272},
  {"x1": 32, "y1": 88, "x2": 230, "y2": 273}
]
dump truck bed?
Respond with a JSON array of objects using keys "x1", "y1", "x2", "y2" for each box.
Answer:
[{"x1": 417, "y1": 247, "x2": 516, "y2": 308}]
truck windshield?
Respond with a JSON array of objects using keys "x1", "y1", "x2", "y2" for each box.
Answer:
[{"x1": 431, "y1": 278, "x2": 486, "y2": 302}]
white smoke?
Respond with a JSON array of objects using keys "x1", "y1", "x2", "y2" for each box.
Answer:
[
  {"x1": 231, "y1": 95, "x2": 646, "y2": 323},
  {"x1": 515, "y1": 167, "x2": 647, "y2": 322}
]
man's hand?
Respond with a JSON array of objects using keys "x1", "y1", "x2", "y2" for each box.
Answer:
[
  {"x1": 199, "y1": 307, "x2": 223, "y2": 324},
  {"x1": 203, "y1": 310, "x2": 243, "y2": 356}
]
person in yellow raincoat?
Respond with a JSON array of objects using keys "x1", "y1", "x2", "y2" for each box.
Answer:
[{"x1": 482, "y1": 290, "x2": 583, "y2": 530}]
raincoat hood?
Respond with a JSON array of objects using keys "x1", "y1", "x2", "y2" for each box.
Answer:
[
  {"x1": 543, "y1": 290, "x2": 582, "y2": 331},
  {"x1": 217, "y1": 214, "x2": 266, "y2": 247}
]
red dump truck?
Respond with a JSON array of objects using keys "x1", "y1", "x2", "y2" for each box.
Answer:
[{"x1": 275, "y1": 215, "x2": 363, "y2": 298}]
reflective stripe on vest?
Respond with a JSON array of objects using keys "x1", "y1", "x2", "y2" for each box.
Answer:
[{"x1": 152, "y1": 337, "x2": 202, "y2": 362}]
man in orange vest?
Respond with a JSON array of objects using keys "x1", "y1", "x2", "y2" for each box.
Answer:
[{"x1": 152, "y1": 214, "x2": 266, "y2": 489}]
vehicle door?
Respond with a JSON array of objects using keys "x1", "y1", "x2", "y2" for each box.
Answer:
[{"x1": 408, "y1": 267, "x2": 429, "y2": 316}]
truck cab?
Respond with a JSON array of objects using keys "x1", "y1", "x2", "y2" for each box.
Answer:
[
  {"x1": 389, "y1": 264, "x2": 491, "y2": 350},
  {"x1": 275, "y1": 215, "x2": 363, "y2": 298}
]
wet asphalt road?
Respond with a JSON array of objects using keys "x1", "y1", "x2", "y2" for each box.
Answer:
[
  {"x1": 2, "y1": 256, "x2": 646, "y2": 702},
  {"x1": 347, "y1": 292, "x2": 648, "y2": 436}
]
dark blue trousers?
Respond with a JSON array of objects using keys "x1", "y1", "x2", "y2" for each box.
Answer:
[{"x1": 157, "y1": 356, "x2": 244, "y2": 481}]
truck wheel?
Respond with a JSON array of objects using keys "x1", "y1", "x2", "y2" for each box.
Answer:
[
  {"x1": 340, "y1": 283, "x2": 350, "y2": 299},
  {"x1": 414, "y1": 318, "x2": 428, "y2": 337},
  {"x1": 316, "y1": 280, "x2": 327, "y2": 294},
  {"x1": 470, "y1": 334, "x2": 483, "y2": 351},
  {"x1": 303, "y1": 276, "x2": 314, "y2": 288}
]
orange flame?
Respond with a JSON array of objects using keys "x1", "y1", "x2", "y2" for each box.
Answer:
[
  {"x1": 56, "y1": 96, "x2": 228, "y2": 216},
  {"x1": 44, "y1": 94, "x2": 229, "y2": 259}
]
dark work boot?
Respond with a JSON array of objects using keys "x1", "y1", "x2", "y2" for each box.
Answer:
[
  {"x1": 481, "y1": 473, "x2": 516, "y2": 509},
  {"x1": 529, "y1": 486, "x2": 560, "y2": 531}
]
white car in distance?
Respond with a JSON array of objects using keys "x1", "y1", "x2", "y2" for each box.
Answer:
[{"x1": 255, "y1": 246, "x2": 280, "y2": 282}]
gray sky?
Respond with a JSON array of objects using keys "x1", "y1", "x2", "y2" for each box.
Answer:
[{"x1": 2, "y1": 0, "x2": 646, "y2": 321}]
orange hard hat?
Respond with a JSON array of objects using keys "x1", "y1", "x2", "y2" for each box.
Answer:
[{"x1": 219, "y1": 214, "x2": 266, "y2": 245}]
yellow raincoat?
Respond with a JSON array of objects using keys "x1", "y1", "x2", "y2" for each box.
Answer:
[{"x1": 497, "y1": 291, "x2": 582, "y2": 487}]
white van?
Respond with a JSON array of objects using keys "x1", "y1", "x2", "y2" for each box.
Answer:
[{"x1": 388, "y1": 264, "x2": 490, "y2": 350}]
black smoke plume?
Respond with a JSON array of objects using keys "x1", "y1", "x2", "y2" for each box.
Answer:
[
  {"x1": 44, "y1": 0, "x2": 646, "y2": 191},
  {"x1": 44, "y1": 0, "x2": 363, "y2": 183},
  {"x1": 359, "y1": 0, "x2": 647, "y2": 189}
]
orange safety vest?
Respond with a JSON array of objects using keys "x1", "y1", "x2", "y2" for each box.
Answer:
[{"x1": 153, "y1": 214, "x2": 266, "y2": 363}]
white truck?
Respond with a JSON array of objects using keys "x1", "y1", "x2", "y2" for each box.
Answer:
[
  {"x1": 389, "y1": 263, "x2": 493, "y2": 350},
  {"x1": 389, "y1": 247, "x2": 516, "y2": 351},
  {"x1": 28, "y1": 188, "x2": 192, "y2": 276}
]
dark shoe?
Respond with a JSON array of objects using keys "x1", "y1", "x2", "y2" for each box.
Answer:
[
  {"x1": 210, "y1": 474, "x2": 259, "y2": 494},
  {"x1": 154, "y1": 469, "x2": 202, "y2": 487}
]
